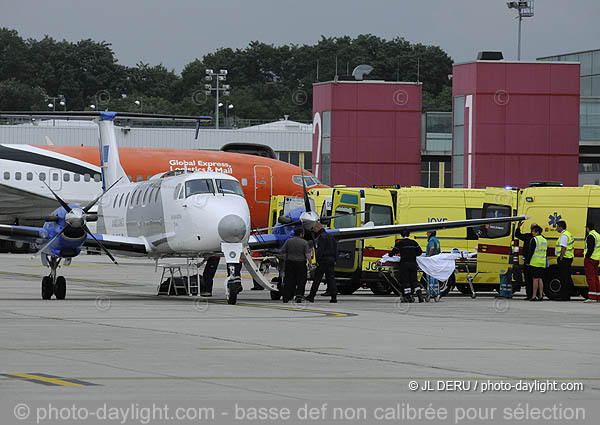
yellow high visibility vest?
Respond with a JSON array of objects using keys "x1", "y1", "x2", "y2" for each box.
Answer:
[
  {"x1": 584, "y1": 230, "x2": 600, "y2": 260},
  {"x1": 555, "y1": 230, "x2": 574, "y2": 259},
  {"x1": 530, "y1": 235, "x2": 548, "y2": 268}
]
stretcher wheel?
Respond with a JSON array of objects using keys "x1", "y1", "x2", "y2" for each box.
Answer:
[{"x1": 270, "y1": 290, "x2": 281, "y2": 300}]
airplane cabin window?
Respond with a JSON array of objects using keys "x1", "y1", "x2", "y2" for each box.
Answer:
[
  {"x1": 3, "y1": 172, "x2": 8, "y2": 180},
  {"x1": 173, "y1": 184, "x2": 181, "y2": 200},
  {"x1": 52, "y1": 173, "x2": 59, "y2": 181},
  {"x1": 26, "y1": 172, "x2": 33, "y2": 181},
  {"x1": 143, "y1": 187, "x2": 150, "y2": 205},
  {"x1": 185, "y1": 179, "x2": 215, "y2": 197},
  {"x1": 216, "y1": 179, "x2": 245, "y2": 197},
  {"x1": 84, "y1": 174, "x2": 91, "y2": 182},
  {"x1": 74, "y1": 174, "x2": 81, "y2": 182},
  {"x1": 15, "y1": 172, "x2": 21, "y2": 180},
  {"x1": 93, "y1": 174, "x2": 101, "y2": 182},
  {"x1": 63, "y1": 173, "x2": 70, "y2": 182},
  {"x1": 39, "y1": 173, "x2": 46, "y2": 181}
]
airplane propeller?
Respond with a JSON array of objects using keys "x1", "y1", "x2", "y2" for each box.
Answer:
[{"x1": 32, "y1": 178, "x2": 123, "y2": 264}]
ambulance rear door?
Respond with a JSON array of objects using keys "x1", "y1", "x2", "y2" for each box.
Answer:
[{"x1": 330, "y1": 188, "x2": 362, "y2": 273}]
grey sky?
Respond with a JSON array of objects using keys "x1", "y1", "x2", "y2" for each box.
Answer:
[{"x1": 1, "y1": 0, "x2": 598, "y2": 73}]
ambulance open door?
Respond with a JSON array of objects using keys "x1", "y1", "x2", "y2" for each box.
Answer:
[{"x1": 330, "y1": 188, "x2": 362, "y2": 273}]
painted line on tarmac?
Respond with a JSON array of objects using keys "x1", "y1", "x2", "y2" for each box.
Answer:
[
  {"x1": 0, "y1": 271, "x2": 139, "y2": 287},
  {"x1": 67, "y1": 287, "x2": 356, "y2": 318},
  {"x1": 0, "y1": 347, "x2": 121, "y2": 351},
  {"x1": 1, "y1": 376, "x2": 599, "y2": 382},
  {"x1": 212, "y1": 300, "x2": 356, "y2": 317},
  {"x1": 196, "y1": 347, "x2": 345, "y2": 351},
  {"x1": 2, "y1": 373, "x2": 98, "y2": 387},
  {"x1": 419, "y1": 347, "x2": 554, "y2": 351}
]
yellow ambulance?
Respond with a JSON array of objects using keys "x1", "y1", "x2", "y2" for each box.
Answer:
[{"x1": 477, "y1": 184, "x2": 595, "y2": 300}]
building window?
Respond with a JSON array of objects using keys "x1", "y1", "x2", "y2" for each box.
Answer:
[
  {"x1": 289, "y1": 152, "x2": 300, "y2": 166},
  {"x1": 303, "y1": 152, "x2": 312, "y2": 172}
]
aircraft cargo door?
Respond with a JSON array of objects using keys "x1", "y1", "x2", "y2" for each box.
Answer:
[
  {"x1": 254, "y1": 165, "x2": 272, "y2": 204},
  {"x1": 331, "y1": 188, "x2": 361, "y2": 273}
]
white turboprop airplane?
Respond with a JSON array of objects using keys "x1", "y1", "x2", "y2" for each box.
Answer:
[
  {"x1": 0, "y1": 111, "x2": 527, "y2": 305},
  {"x1": 0, "y1": 112, "x2": 251, "y2": 304}
]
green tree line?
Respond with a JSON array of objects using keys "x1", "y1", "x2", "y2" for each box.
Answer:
[{"x1": 0, "y1": 29, "x2": 453, "y2": 122}]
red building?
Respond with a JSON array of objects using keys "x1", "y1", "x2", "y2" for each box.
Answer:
[
  {"x1": 452, "y1": 61, "x2": 580, "y2": 188},
  {"x1": 312, "y1": 81, "x2": 422, "y2": 186}
]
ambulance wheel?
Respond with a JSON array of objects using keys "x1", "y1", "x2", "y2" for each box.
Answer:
[
  {"x1": 456, "y1": 283, "x2": 473, "y2": 296},
  {"x1": 543, "y1": 266, "x2": 570, "y2": 301},
  {"x1": 41, "y1": 276, "x2": 53, "y2": 300},
  {"x1": 54, "y1": 276, "x2": 66, "y2": 300},
  {"x1": 576, "y1": 287, "x2": 589, "y2": 299},
  {"x1": 337, "y1": 283, "x2": 361, "y2": 295},
  {"x1": 368, "y1": 280, "x2": 392, "y2": 295}
]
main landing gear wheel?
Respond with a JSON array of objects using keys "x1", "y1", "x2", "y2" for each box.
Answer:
[
  {"x1": 54, "y1": 276, "x2": 66, "y2": 300},
  {"x1": 41, "y1": 276, "x2": 53, "y2": 300},
  {"x1": 270, "y1": 278, "x2": 282, "y2": 301}
]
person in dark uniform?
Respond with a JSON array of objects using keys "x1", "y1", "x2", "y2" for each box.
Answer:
[
  {"x1": 279, "y1": 227, "x2": 312, "y2": 303},
  {"x1": 390, "y1": 229, "x2": 423, "y2": 302},
  {"x1": 200, "y1": 256, "x2": 220, "y2": 296},
  {"x1": 515, "y1": 221, "x2": 537, "y2": 300},
  {"x1": 306, "y1": 221, "x2": 338, "y2": 303}
]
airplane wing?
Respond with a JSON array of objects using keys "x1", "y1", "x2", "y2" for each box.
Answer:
[
  {"x1": 327, "y1": 215, "x2": 527, "y2": 242},
  {"x1": 247, "y1": 215, "x2": 527, "y2": 251},
  {"x1": 0, "y1": 223, "x2": 148, "y2": 255}
]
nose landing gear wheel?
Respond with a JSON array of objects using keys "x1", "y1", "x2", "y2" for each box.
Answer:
[
  {"x1": 41, "y1": 276, "x2": 53, "y2": 300},
  {"x1": 54, "y1": 276, "x2": 67, "y2": 300}
]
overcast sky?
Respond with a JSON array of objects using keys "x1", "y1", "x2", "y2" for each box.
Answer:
[{"x1": 1, "y1": 0, "x2": 598, "y2": 73}]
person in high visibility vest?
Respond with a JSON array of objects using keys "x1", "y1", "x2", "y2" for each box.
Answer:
[
  {"x1": 555, "y1": 220, "x2": 574, "y2": 301},
  {"x1": 584, "y1": 222, "x2": 600, "y2": 303},
  {"x1": 529, "y1": 225, "x2": 547, "y2": 301}
]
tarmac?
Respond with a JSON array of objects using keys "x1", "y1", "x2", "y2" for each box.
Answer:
[{"x1": 1, "y1": 252, "x2": 599, "y2": 423}]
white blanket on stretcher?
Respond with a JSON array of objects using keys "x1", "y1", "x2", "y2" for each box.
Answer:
[{"x1": 380, "y1": 253, "x2": 461, "y2": 282}]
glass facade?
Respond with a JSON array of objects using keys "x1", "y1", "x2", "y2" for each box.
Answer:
[
  {"x1": 452, "y1": 96, "x2": 465, "y2": 188},
  {"x1": 425, "y1": 112, "x2": 452, "y2": 152},
  {"x1": 420, "y1": 161, "x2": 451, "y2": 188}
]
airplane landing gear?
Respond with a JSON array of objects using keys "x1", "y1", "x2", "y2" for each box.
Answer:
[
  {"x1": 225, "y1": 263, "x2": 243, "y2": 305},
  {"x1": 41, "y1": 255, "x2": 67, "y2": 300}
]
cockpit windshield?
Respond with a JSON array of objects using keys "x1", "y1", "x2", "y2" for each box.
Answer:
[
  {"x1": 185, "y1": 179, "x2": 215, "y2": 197},
  {"x1": 216, "y1": 179, "x2": 245, "y2": 197},
  {"x1": 292, "y1": 175, "x2": 320, "y2": 187}
]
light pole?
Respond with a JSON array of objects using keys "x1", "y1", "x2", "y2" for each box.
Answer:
[
  {"x1": 47, "y1": 95, "x2": 65, "y2": 126},
  {"x1": 134, "y1": 99, "x2": 142, "y2": 113},
  {"x1": 226, "y1": 102, "x2": 234, "y2": 127},
  {"x1": 507, "y1": 1, "x2": 534, "y2": 60},
  {"x1": 204, "y1": 69, "x2": 230, "y2": 129}
]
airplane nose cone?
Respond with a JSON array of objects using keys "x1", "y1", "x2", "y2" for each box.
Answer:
[{"x1": 218, "y1": 214, "x2": 247, "y2": 243}]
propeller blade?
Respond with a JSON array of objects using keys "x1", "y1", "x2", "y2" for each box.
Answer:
[
  {"x1": 31, "y1": 227, "x2": 66, "y2": 259},
  {"x1": 83, "y1": 177, "x2": 123, "y2": 213},
  {"x1": 300, "y1": 169, "x2": 312, "y2": 213},
  {"x1": 40, "y1": 179, "x2": 71, "y2": 213},
  {"x1": 83, "y1": 224, "x2": 118, "y2": 265}
]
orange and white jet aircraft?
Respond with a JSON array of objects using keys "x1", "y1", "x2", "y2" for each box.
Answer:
[{"x1": 0, "y1": 144, "x2": 324, "y2": 228}]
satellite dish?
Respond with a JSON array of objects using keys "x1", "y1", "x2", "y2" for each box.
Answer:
[{"x1": 352, "y1": 64, "x2": 373, "y2": 81}]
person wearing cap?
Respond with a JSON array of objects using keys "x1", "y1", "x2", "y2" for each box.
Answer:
[
  {"x1": 555, "y1": 220, "x2": 574, "y2": 301},
  {"x1": 584, "y1": 222, "x2": 600, "y2": 303}
]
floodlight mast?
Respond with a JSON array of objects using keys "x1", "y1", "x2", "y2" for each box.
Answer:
[
  {"x1": 507, "y1": 1, "x2": 534, "y2": 60},
  {"x1": 205, "y1": 69, "x2": 230, "y2": 129}
]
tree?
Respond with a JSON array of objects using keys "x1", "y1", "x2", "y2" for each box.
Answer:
[{"x1": 0, "y1": 79, "x2": 47, "y2": 111}]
